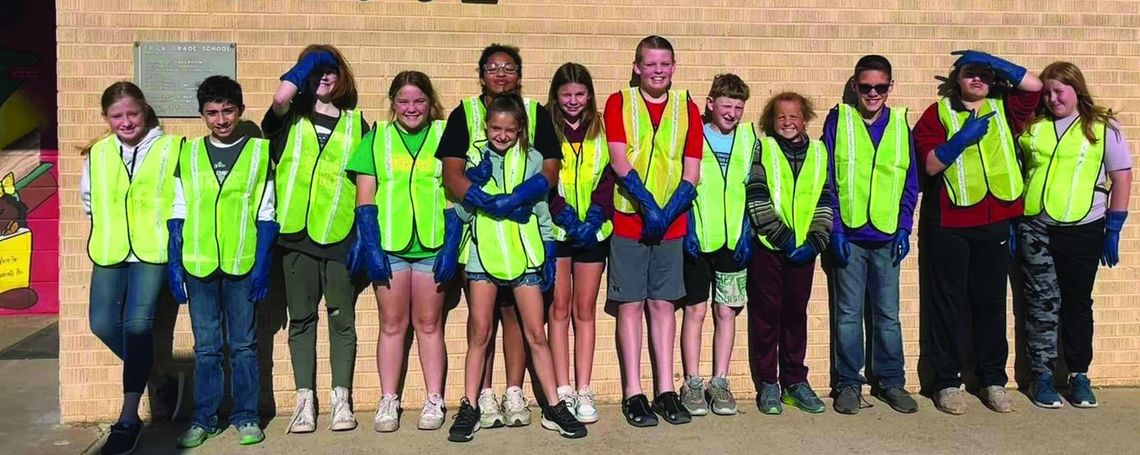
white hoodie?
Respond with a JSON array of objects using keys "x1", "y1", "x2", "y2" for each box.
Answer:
[{"x1": 79, "y1": 126, "x2": 165, "y2": 262}]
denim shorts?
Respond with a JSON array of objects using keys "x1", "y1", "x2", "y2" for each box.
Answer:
[
  {"x1": 390, "y1": 255, "x2": 436, "y2": 273},
  {"x1": 467, "y1": 271, "x2": 542, "y2": 288}
]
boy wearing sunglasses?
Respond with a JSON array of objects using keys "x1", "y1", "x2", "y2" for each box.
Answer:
[{"x1": 821, "y1": 55, "x2": 918, "y2": 415}]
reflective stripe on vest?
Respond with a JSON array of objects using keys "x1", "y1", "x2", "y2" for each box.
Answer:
[
  {"x1": 614, "y1": 88, "x2": 689, "y2": 213},
  {"x1": 372, "y1": 120, "x2": 447, "y2": 251},
  {"x1": 937, "y1": 98, "x2": 1023, "y2": 206},
  {"x1": 462, "y1": 95, "x2": 539, "y2": 162},
  {"x1": 756, "y1": 137, "x2": 828, "y2": 250},
  {"x1": 833, "y1": 104, "x2": 910, "y2": 234},
  {"x1": 1018, "y1": 117, "x2": 1106, "y2": 223},
  {"x1": 181, "y1": 138, "x2": 269, "y2": 277},
  {"x1": 693, "y1": 123, "x2": 756, "y2": 252},
  {"x1": 552, "y1": 129, "x2": 613, "y2": 242},
  {"x1": 87, "y1": 134, "x2": 181, "y2": 266},
  {"x1": 275, "y1": 110, "x2": 362, "y2": 244},
  {"x1": 471, "y1": 145, "x2": 545, "y2": 281}
]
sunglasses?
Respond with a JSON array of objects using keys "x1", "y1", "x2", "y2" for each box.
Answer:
[
  {"x1": 856, "y1": 83, "x2": 891, "y2": 95},
  {"x1": 483, "y1": 63, "x2": 519, "y2": 75},
  {"x1": 961, "y1": 69, "x2": 995, "y2": 83}
]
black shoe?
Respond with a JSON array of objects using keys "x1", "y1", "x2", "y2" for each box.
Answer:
[
  {"x1": 101, "y1": 421, "x2": 142, "y2": 455},
  {"x1": 833, "y1": 384, "x2": 862, "y2": 415},
  {"x1": 875, "y1": 386, "x2": 918, "y2": 414},
  {"x1": 621, "y1": 394, "x2": 658, "y2": 427},
  {"x1": 653, "y1": 391, "x2": 692, "y2": 425},
  {"x1": 541, "y1": 400, "x2": 587, "y2": 439},
  {"x1": 447, "y1": 398, "x2": 480, "y2": 443}
]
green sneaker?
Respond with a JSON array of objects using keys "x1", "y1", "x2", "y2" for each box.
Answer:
[
  {"x1": 176, "y1": 425, "x2": 221, "y2": 449},
  {"x1": 757, "y1": 382, "x2": 783, "y2": 415},
  {"x1": 237, "y1": 422, "x2": 265, "y2": 446},
  {"x1": 782, "y1": 383, "x2": 825, "y2": 414}
]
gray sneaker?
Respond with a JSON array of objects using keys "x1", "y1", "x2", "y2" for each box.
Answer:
[
  {"x1": 982, "y1": 385, "x2": 1014, "y2": 413},
  {"x1": 681, "y1": 376, "x2": 709, "y2": 416},
  {"x1": 833, "y1": 384, "x2": 862, "y2": 415},
  {"x1": 935, "y1": 387, "x2": 967, "y2": 415},
  {"x1": 706, "y1": 377, "x2": 737, "y2": 415},
  {"x1": 757, "y1": 382, "x2": 782, "y2": 415},
  {"x1": 875, "y1": 386, "x2": 918, "y2": 414}
]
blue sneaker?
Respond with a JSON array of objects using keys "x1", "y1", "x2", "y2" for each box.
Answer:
[
  {"x1": 1030, "y1": 373, "x2": 1062, "y2": 409},
  {"x1": 757, "y1": 383, "x2": 782, "y2": 415},
  {"x1": 1068, "y1": 374, "x2": 1098, "y2": 408},
  {"x1": 782, "y1": 383, "x2": 825, "y2": 414}
]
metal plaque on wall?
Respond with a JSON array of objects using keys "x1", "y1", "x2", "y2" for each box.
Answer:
[{"x1": 133, "y1": 42, "x2": 236, "y2": 118}]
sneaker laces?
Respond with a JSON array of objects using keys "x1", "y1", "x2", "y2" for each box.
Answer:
[
  {"x1": 708, "y1": 379, "x2": 731, "y2": 402},
  {"x1": 577, "y1": 388, "x2": 596, "y2": 408},
  {"x1": 478, "y1": 390, "x2": 499, "y2": 412},
  {"x1": 683, "y1": 377, "x2": 704, "y2": 401},
  {"x1": 286, "y1": 390, "x2": 314, "y2": 434},
  {"x1": 422, "y1": 394, "x2": 445, "y2": 420},
  {"x1": 331, "y1": 388, "x2": 354, "y2": 426},
  {"x1": 504, "y1": 389, "x2": 528, "y2": 413},
  {"x1": 454, "y1": 398, "x2": 479, "y2": 425},
  {"x1": 376, "y1": 395, "x2": 398, "y2": 419},
  {"x1": 839, "y1": 385, "x2": 873, "y2": 409}
]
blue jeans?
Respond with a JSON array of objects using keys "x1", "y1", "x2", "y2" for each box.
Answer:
[
  {"x1": 89, "y1": 262, "x2": 165, "y2": 394},
  {"x1": 185, "y1": 273, "x2": 260, "y2": 429},
  {"x1": 828, "y1": 242, "x2": 905, "y2": 388}
]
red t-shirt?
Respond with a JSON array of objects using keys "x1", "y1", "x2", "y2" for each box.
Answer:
[
  {"x1": 603, "y1": 90, "x2": 704, "y2": 240},
  {"x1": 913, "y1": 89, "x2": 1040, "y2": 228}
]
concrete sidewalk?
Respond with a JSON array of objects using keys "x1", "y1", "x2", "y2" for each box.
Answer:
[{"x1": 99, "y1": 389, "x2": 1140, "y2": 455}]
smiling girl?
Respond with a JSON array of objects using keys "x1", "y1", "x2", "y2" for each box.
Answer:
[
  {"x1": 745, "y1": 92, "x2": 832, "y2": 415},
  {"x1": 81, "y1": 81, "x2": 181, "y2": 455}
]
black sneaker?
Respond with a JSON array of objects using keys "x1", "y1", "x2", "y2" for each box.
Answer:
[
  {"x1": 875, "y1": 386, "x2": 918, "y2": 414},
  {"x1": 621, "y1": 394, "x2": 658, "y2": 427},
  {"x1": 833, "y1": 384, "x2": 862, "y2": 415},
  {"x1": 541, "y1": 400, "x2": 587, "y2": 439},
  {"x1": 652, "y1": 391, "x2": 692, "y2": 425},
  {"x1": 101, "y1": 421, "x2": 142, "y2": 455},
  {"x1": 447, "y1": 398, "x2": 480, "y2": 443}
]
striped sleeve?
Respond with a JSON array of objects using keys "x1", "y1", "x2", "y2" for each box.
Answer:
[
  {"x1": 806, "y1": 177, "x2": 833, "y2": 253},
  {"x1": 745, "y1": 139, "x2": 794, "y2": 249}
]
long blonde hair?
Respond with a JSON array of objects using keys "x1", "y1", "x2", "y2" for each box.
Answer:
[{"x1": 1032, "y1": 61, "x2": 1118, "y2": 143}]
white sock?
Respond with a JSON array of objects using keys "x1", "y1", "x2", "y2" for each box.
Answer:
[{"x1": 556, "y1": 385, "x2": 574, "y2": 397}]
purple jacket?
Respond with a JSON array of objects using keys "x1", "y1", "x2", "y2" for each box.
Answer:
[{"x1": 821, "y1": 105, "x2": 919, "y2": 243}]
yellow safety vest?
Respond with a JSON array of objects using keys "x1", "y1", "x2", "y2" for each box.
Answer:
[
  {"x1": 756, "y1": 137, "x2": 828, "y2": 250},
  {"x1": 936, "y1": 97, "x2": 1023, "y2": 207},
  {"x1": 275, "y1": 110, "x2": 363, "y2": 244},
  {"x1": 371, "y1": 120, "x2": 447, "y2": 251},
  {"x1": 693, "y1": 123, "x2": 756, "y2": 252},
  {"x1": 552, "y1": 128, "x2": 613, "y2": 242},
  {"x1": 614, "y1": 88, "x2": 690, "y2": 214},
  {"x1": 1018, "y1": 117, "x2": 1107, "y2": 223},
  {"x1": 469, "y1": 145, "x2": 545, "y2": 280},
  {"x1": 87, "y1": 134, "x2": 181, "y2": 266},
  {"x1": 833, "y1": 104, "x2": 911, "y2": 234},
  {"x1": 180, "y1": 137, "x2": 270, "y2": 277},
  {"x1": 462, "y1": 95, "x2": 538, "y2": 162}
]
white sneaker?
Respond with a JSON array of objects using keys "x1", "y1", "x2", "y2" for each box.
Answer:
[
  {"x1": 477, "y1": 389, "x2": 505, "y2": 429},
  {"x1": 502, "y1": 386, "x2": 531, "y2": 427},
  {"x1": 418, "y1": 394, "x2": 445, "y2": 430},
  {"x1": 373, "y1": 394, "x2": 400, "y2": 433},
  {"x1": 286, "y1": 389, "x2": 316, "y2": 434},
  {"x1": 556, "y1": 385, "x2": 576, "y2": 410},
  {"x1": 329, "y1": 387, "x2": 358, "y2": 431},
  {"x1": 575, "y1": 386, "x2": 599, "y2": 423}
]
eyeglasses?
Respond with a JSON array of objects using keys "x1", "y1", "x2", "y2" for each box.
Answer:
[
  {"x1": 483, "y1": 63, "x2": 519, "y2": 75},
  {"x1": 856, "y1": 83, "x2": 891, "y2": 95}
]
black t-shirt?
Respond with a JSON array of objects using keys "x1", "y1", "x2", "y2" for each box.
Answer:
[
  {"x1": 174, "y1": 136, "x2": 249, "y2": 183},
  {"x1": 434, "y1": 97, "x2": 562, "y2": 161},
  {"x1": 261, "y1": 106, "x2": 370, "y2": 262}
]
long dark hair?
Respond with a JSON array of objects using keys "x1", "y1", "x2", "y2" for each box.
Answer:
[
  {"x1": 293, "y1": 44, "x2": 358, "y2": 117},
  {"x1": 547, "y1": 62, "x2": 602, "y2": 143},
  {"x1": 629, "y1": 35, "x2": 675, "y2": 88}
]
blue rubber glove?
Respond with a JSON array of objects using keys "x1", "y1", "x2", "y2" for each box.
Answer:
[
  {"x1": 465, "y1": 152, "x2": 493, "y2": 186},
  {"x1": 1007, "y1": 222, "x2": 1017, "y2": 259},
  {"x1": 506, "y1": 205, "x2": 533, "y2": 223},
  {"x1": 934, "y1": 109, "x2": 997, "y2": 165},
  {"x1": 830, "y1": 231, "x2": 851, "y2": 267},
  {"x1": 651, "y1": 180, "x2": 697, "y2": 240},
  {"x1": 166, "y1": 219, "x2": 188, "y2": 304},
  {"x1": 891, "y1": 229, "x2": 911, "y2": 267},
  {"x1": 618, "y1": 171, "x2": 667, "y2": 239},
  {"x1": 347, "y1": 205, "x2": 392, "y2": 283},
  {"x1": 569, "y1": 205, "x2": 605, "y2": 248},
  {"x1": 1101, "y1": 210, "x2": 1127, "y2": 268},
  {"x1": 553, "y1": 205, "x2": 585, "y2": 237},
  {"x1": 281, "y1": 51, "x2": 338, "y2": 91},
  {"x1": 733, "y1": 216, "x2": 753, "y2": 267},
  {"x1": 951, "y1": 50, "x2": 1027, "y2": 84},
  {"x1": 433, "y1": 209, "x2": 464, "y2": 284},
  {"x1": 788, "y1": 243, "x2": 817, "y2": 265},
  {"x1": 248, "y1": 221, "x2": 280, "y2": 302},
  {"x1": 462, "y1": 185, "x2": 496, "y2": 213},
  {"x1": 541, "y1": 241, "x2": 557, "y2": 293},
  {"x1": 483, "y1": 174, "x2": 550, "y2": 220},
  {"x1": 684, "y1": 209, "x2": 701, "y2": 257}
]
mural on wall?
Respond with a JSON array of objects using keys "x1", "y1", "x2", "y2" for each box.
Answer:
[{"x1": 0, "y1": 1, "x2": 59, "y2": 315}]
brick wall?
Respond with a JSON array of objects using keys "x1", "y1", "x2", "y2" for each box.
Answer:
[{"x1": 56, "y1": 0, "x2": 1140, "y2": 422}]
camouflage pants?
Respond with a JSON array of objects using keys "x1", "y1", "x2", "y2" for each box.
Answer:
[{"x1": 1016, "y1": 217, "x2": 1103, "y2": 376}]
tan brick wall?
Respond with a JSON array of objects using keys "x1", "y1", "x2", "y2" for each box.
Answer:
[{"x1": 57, "y1": 0, "x2": 1140, "y2": 422}]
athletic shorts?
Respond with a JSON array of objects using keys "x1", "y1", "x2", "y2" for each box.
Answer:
[
  {"x1": 606, "y1": 236, "x2": 685, "y2": 303},
  {"x1": 554, "y1": 238, "x2": 610, "y2": 263},
  {"x1": 678, "y1": 248, "x2": 748, "y2": 307}
]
